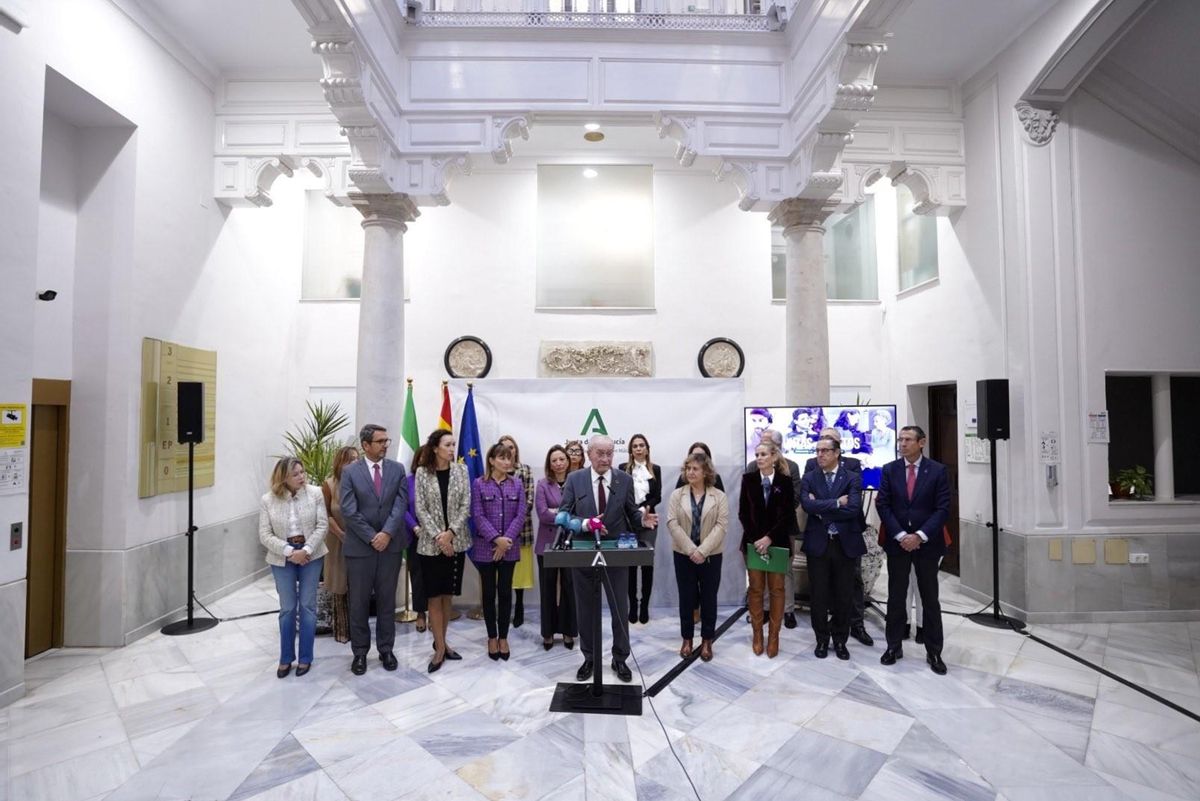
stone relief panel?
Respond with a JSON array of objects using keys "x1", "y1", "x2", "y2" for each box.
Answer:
[{"x1": 539, "y1": 341, "x2": 653, "y2": 378}]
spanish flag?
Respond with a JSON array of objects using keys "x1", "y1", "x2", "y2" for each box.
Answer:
[{"x1": 437, "y1": 381, "x2": 453, "y2": 431}]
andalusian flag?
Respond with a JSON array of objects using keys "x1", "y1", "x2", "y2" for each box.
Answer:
[
  {"x1": 437, "y1": 381, "x2": 453, "y2": 431},
  {"x1": 400, "y1": 379, "x2": 420, "y2": 464}
]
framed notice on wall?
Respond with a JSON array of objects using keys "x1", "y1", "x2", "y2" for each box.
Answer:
[{"x1": 138, "y1": 338, "x2": 217, "y2": 498}]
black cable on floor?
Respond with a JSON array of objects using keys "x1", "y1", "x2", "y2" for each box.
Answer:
[
  {"x1": 644, "y1": 605, "x2": 746, "y2": 699},
  {"x1": 600, "y1": 567, "x2": 702, "y2": 801},
  {"x1": 867, "y1": 594, "x2": 1200, "y2": 723},
  {"x1": 189, "y1": 592, "x2": 278, "y2": 622}
]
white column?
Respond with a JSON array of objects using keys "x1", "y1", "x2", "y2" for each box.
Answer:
[
  {"x1": 1152, "y1": 373, "x2": 1174, "y2": 501},
  {"x1": 353, "y1": 194, "x2": 418, "y2": 438},
  {"x1": 769, "y1": 198, "x2": 836, "y2": 404}
]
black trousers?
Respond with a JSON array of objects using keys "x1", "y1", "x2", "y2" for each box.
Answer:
[
  {"x1": 475, "y1": 560, "x2": 515, "y2": 639},
  {"x1": 885, "y1": 550, "x2": 943, "y2": 654},
  {"x1": 345, "y1": 550, "x2": 402, "y2": 657},
  {"x1": 850, "y1": 556, "x2": 865, "y2": 626},
  {"x1": 573, "y1": 565, "x2": 630, "y2": 662},
  {"x1": 628, "y1": 565, "x2": 654, "y2": 608},
  {"x1": 674, "y1": 552, "x2": 722, "y2": 640},
  {"x1": 406, "y1": 540, "x2": 427, "y2": 614},
  {"x1": 808, "y1": 536, "x2": 855, "y2": 645},
  {"x1": 537, "y1": 554, "x2": 577, "y2": 638}
]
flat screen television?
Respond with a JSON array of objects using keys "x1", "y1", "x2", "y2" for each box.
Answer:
[{"x1": 743, "y1": 404, "x2": 899, "y2": 489}]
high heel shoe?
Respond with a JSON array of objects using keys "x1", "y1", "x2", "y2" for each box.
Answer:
[
  {"x1": 428, "y1": 652, "x2": 445, "y2": 673},
  {"x1": 499, "y1": 639, "x2": 510, "y2": 661},
  {"x1": 415, "y1": 613, "x2": 427, "y2": 633},
  {"x1": 295, "y1": 664, "x2": 311, "y2": 677},
  {"x1": 563, "y1": 637, "x2": 575, "y2": 650},
  {"x1": 543, "y1": 638, "x2": 554, "y2": 651},
  {"x1": 488, "y1": 638, "x2": 501, "y2": 661},
  {"x1": 276, "y1": 663, "x2": 292, "y2": 679}
]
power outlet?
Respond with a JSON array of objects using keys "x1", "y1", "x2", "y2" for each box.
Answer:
[
  {"x1": 9, "y1": 522, "x2": 21, "y2": 551},
  {"x1": 1129, "y1": 553, "x2": 1150, "y2": 565}
]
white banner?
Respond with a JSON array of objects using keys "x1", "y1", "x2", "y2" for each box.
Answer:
[{"x1": 448, "y1": 378, "x2": 751, "y2": 606}]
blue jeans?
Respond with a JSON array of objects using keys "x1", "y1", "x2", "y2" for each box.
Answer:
[{"x1": 272, "y1": 557, "x2": 323, "y2": 665}]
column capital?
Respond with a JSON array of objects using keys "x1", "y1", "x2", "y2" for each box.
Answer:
[
  {"x1": 350, "y1": 193, "x2": 419, "y2": 230},
  {"x1": 768, "y1": 197, "x2": 840, "y2": 234}
]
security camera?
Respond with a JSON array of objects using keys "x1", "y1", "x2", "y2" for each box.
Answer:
[{"x1": 36, "y1": 290, "x2": 58, "y2": 301}]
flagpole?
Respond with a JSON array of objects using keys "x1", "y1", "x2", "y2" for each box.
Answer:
[{"x1": 398, "y1": 377, "x2": 419, "y2": 624}]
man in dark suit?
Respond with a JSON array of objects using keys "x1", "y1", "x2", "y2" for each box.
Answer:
[
  {"x1": 800, "y1": 437, "x2": 865, "y2": 660},
  {"x1": 805, "y1": 428, "x2": 873, "y2": 647},
  {"x1": 559, "y1": 435, "x2": 657, "y2": 683},
  {"x1": 876, "y1": 425, "x2": 951, "y2": 675},
  {"x1": 339, "y1": 424, "x2": 408, "y2": 675}
]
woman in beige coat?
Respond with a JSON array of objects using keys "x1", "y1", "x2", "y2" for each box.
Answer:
[
  {"x1": 259, "y1": 457, "x2": 328, "y2": 678},
  {"x1": 667, "y1": 452, "x2": 728, "y2": 662}
]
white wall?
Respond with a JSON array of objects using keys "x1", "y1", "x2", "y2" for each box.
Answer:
[{"x1": 33, "y1": 112, "x2": 77, "y2": 380}]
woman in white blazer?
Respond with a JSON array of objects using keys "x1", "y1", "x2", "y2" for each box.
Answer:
[
  {"x1": 666, "y1": 452, "x2": 728, "y2": 662},
  {"x1": 259, "y1": 457, "x2": 328, "y2": 678}
]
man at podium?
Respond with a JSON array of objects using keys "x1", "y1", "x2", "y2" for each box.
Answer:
[{"x1": 559, "y1": 435, "x2": 658, "y2": 683}]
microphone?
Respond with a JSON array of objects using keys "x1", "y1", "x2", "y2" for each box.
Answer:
[{"x1": 553, "y1": 511, "x2": 582, "y2": 549}]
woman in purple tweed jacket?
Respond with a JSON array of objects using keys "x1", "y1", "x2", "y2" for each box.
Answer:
[{"x1": 470, "y1": 441, "x2": 526, "y2": 661}]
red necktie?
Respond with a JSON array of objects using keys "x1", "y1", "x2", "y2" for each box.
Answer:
[
  {"x1": 906, "y1": 462, "x2": 917, "y2": 500},
  {"x1": 373, "y1": 463, "x2": 383, "y2": 497},
  {"x1": 597, "y1": 475, "x2": 607, "y2": 515}
]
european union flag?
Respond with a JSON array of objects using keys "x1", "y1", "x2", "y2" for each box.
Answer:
[{"x1": 457, "y1": 385, "x2": 484, "y2": 539}]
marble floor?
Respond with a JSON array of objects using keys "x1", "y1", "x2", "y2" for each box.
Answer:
[{"x1": 4, "y1": 575, "x2": 1200, "y2": 801}]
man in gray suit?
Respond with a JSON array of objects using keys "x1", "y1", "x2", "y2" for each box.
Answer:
[
  {"x1": 339, "y1": 424, "x2": 408, "y2": 675},
  {"x1": 559, "y1": 435, "x2": 657, "y2": 683}
]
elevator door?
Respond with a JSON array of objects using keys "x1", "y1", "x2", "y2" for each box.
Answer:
[{"x1": 27, "y1": 384, "x2": 69, "y2": 657}]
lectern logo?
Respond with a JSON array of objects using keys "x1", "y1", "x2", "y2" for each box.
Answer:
[{"x1": 579, "y1": 408, "x2": 608, "y2": 436}]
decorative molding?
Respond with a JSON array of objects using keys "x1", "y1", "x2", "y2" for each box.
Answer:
[
  {"x1": 1015, "y1": 101, "x2": 1060, "y2": 147},
  {"x1": 349, "y1": 193, "x2": 420, "y2": 230},
  {"x1": 1023, "y1": 0, "x2": 1156, "y2": 109},
  {"x1": 492, "y1": 116, "x2": 531, "y2": 164},
  {"x1": 1084, "y1": 62, "x2": 1200, "y2": 167},
  {"x1": 538, "y1": 342, "x2": 653, "y2": 378},
  {"x1": 414, "y1": 11, "x2": 775, "y2": 32},
  {"x1": 842, "y1": 160, "x2": 965, "y2": 215},
  {"x1": 213, "y1": 155, "x2": 298, "y2": 208},
  {"x1": 767, "y1": 196, "x2": 839, "y2": 232},
  {"x1": 655, "y1": 114, "x2": 697, "y2": 167}
]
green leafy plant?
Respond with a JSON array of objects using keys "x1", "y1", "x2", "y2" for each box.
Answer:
[
  {"x1": 1114, "y1": 465, "x2": 1153, "y2": 499},
  {"x1": 282, "y1": 400, "x2": 352, "y2": 485}
]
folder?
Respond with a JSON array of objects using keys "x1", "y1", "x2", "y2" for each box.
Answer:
[{"x1": 745, "y1": 544, "x2": 791, "y2": 574}]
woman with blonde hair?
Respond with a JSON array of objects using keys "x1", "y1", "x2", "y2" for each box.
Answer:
[
  {"x1": 738, "y1": 438, "x2": 798, "y2": 658},
  {"x1": 321, "y1": 446, "x2": 360, "y2": 643},
  {"x1": 259, "y1": 457, "x2": 328, "y2": 677}
]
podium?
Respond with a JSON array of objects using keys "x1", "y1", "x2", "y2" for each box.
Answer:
[{"x1": 542, "y1": 543, "x2": 654, "y2": 716}]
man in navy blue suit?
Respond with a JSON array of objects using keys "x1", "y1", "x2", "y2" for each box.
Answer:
[
  {"x1": 800, "y1": 436, "x2": 865, "y2": 660},
  {"x1": 876, "y1": 425, "x2": 951, "y2": 675}
]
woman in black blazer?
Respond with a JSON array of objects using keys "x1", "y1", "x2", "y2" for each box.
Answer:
[
  {"x1": 622, "y1": 433, "x2": 662, "y2": 624},
  {"x1": 738, "y1": 439, "x2": 798, "y2": 658}
]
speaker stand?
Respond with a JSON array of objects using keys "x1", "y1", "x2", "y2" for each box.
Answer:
[
  {"x1": 969, "y1": 437, "x2": 1025, "y2": 632},
  {"x1": 162, "y1": 441, "x2": 218, "y2": 636}
]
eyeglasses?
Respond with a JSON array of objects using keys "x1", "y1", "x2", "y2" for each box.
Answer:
[
  {"x1": 815, "y1": 447, "x2": 835, "y2": 453},
  {"x1": 371, "y1": 438, "x2": 391, "y2": 445}
]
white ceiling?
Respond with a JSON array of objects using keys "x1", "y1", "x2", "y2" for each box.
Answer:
[
  {"x1": 1102, "y1": 0, "x2": 1200, "y2": 121},
  {"x1": 138, "y1": 0, "x2": 317, "y2": 76},
  {"x1": 874, "y1": 0, "x2": 1057, "y2": 86}
]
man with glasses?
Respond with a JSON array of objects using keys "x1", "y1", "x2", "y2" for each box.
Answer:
[
  {"x1": 800, "y1": 436, "x2": 864, "y2": 659},
  {"x1": 340, "y1": 424, "x2": 409, "y2": 675},
  {"x1": 805, "y1": 427, "x2": 873, "y2": 647},
  {"x1": 559, "y1": 435, "x2": 657, "y2": 683}
]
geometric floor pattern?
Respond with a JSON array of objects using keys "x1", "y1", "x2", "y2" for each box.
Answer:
[{"x1": 4, "y1": 574, "x2": 1200, "y2": 801}]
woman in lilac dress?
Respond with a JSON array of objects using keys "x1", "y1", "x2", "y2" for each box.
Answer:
[{"x1": 534, "y1": 445, "x2": 576, "y2": 650}]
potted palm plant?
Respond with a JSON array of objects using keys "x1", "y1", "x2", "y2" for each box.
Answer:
[{"x1": 282, "y1": 400, "x2": 352, "y2": 485}]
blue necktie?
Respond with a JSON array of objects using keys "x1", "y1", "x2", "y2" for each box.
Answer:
[
  {"x1": 761, "y1": 476, "x2": 770, "y2": 505},
  {"x1": 826, "y1": 472, "x2": 837, "y2": 536}
]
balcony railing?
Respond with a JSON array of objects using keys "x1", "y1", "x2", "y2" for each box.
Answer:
[{"x1": 410, "y1": 0, "x2": 784, "y2": 31}]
